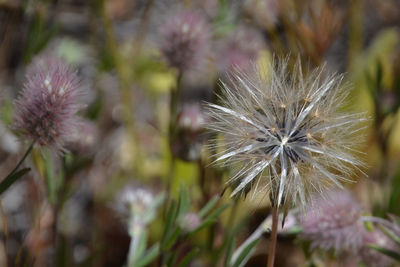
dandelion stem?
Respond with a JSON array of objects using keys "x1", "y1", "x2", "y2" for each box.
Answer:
[{"x1": 267, "y1": 205, "x2": 279, "y2": 267}]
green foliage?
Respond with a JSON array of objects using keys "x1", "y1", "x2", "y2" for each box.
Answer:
[
  {"x1": 135, "y1": 243, "x2": 160, "y2": 267},
  {"x1": 4, "y1": 0, "x2": 400, "y2": 266},
  {"x1": 388, "y1": 168, "x2": 400, "y2": 215},
  {"x1": 367, "y1": 244, "x2": 400, "y2": 261},
  {"x1": 157, "y1": 185, "x2": 232, "y2": 266},
  {"x1": 0, "y1": 168, "x2": 30, "y2": 195},
  {"x1": 231, "y1": 238, "x2": 259, "y2": 267},
  {"x1": 23, "y1": 11, "x2": 58, "y2": 63}
]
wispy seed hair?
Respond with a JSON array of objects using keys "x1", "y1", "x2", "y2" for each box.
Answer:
[{"x1": 206, "y1": 57, "x2": 366, "y2": 209}]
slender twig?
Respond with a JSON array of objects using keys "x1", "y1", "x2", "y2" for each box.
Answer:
[
  {"x1": 5, "y1": 140, "x2": 35, "y2": 179},
  {"x1": 0, "y1": 140, "x2": 36, "y2": 195},
  {"x1": 267, "y1": 206, "x2": 279, "y2": 267},
  {"x1": 165, "y1": 70, "x2": 183, "y2": 197},
  {"x1": 168, "y1": 70, "x2": 183, "y2": 145},
  {"x1": 98, "y1": 0, "x2": 143, "y2": 176}
]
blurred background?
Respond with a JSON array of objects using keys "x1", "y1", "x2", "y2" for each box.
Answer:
[{"x1": 1, "y1": 0, "x2": 400, "y2": 266}]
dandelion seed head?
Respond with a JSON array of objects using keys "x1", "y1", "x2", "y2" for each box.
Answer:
[
  {"x1": 160, "y1": 9, "x2": 211, "y2": 71},
  {"x1": 206, "y1": 57, "x2": 366, "y2": 209},
  {"x1": 300, "y1": 190, "x2": 365, "y2": 254},
  {"x1": 14, "y1": 56, "x2": 84, "y2": 153}
]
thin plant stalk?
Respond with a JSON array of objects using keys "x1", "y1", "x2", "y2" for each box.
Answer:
[
  {"x1": 168, "y1": 70, "x2": 183, "y2": 145},
  {"x1": 98, "y1": 0, "x2": 143, "y2": 177},
  {"x1": 127, "y1": 217, "x2": 142, "y2": 267},
  {"x1": 0, "y1": 140, "x2": 36, "y2": 195},
  {"x1": 6, "y1": 140, "x2": 35, "y2": 178},
  {"x1": 162, "y1": 71, "x2": 183, "y2": 220},
  {"x1": 165, "y1": 70, "x2": 183, "y2": 196},
  {"x1": 267, "y1": 206, "x2": 279, "y2": 267}
]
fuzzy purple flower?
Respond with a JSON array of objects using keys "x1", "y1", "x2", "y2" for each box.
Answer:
[
  {"x1": 14, "y1": 56, "x2": 84, "y2": 152},
  {"x1": 160, "y1": 9, "x2": 211, "y2": 72},
  {"x1": 300, "y1": 190, "x2": 366, "y2": 254}
]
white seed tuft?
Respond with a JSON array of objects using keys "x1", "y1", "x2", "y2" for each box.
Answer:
[{"x1": 205, "y1": 57, "x2": 366, "y2": 209}]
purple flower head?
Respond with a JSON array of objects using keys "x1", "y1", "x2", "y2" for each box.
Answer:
[
  {"x1": 300, "y1": 190, "x2": 366, "y2": 254},
  {"x1": 14, "y1": 56, "x2": 84, "y2": 152},
  {"x1": 217, "y1": 25, "x2": 265, "y2": 74},
  {"x1": 160, "y1": 9, "x2": 211, "y2": 72}
]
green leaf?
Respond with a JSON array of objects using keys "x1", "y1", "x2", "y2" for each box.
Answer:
[
  {"x1": 388, "y1": 214, "x2": 400, "y2": 226},
  {"x1": 205, "y1": 202, "x2": 232, "y2": 221},
  {"x1": 177, "y1": 248, "x2": 200, "y2": 267},
  {"x1": 199, "y1": 195, "x2": 219, "y2": 218},
  {"x1": 176, "y1": 184, "x2": 191, "y2": 219},
  {"x1": 224, "y1": 238, "x2": 236, "y2": 267},
  {"x1": 367, "y1": 244, "x2": 400, "y2": 261},
  {"x1": 135, "y1": 243, "x2": 160, "y2": 267},
  {"x1": 187, "y1": 219, "x2": 215, "y2": 238},
  {"x1": 162, "y1": 201, "x2": 177, "y2": 245},
  {"x1": 167, "y1": 251, "x2": 179, "y2": 267},
  {"x1": 379, "y1": 225, "x2": 400, "y2": 245},
  {"x1": 23, "y1": 13, "x2": 59, "y2": 63},
  {"x1": 186, "y1": 202, "x2": 231, "y2": 238},
  {"x1": 232, "y1": 239, "x2": 259, "y2": 267},
  {"x1": 163, "y1": 227, "x2": 181, "y2": 251},
  {"x1": 134, "y1": 231, "x2": 148, "y2": 263},
  {"x1": 389, "y1": 169, "x2": 400, "y2": 214},
  {"x1": 0, "y1": 168, "x2": 30, "y2": 195},
  {"x1": 287, "y1": 226, "x2": 303, "y2": 235}
]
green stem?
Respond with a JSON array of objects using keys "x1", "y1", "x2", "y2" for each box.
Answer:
[
  {"x1": 0, "y1": 140, "x2": 35, "y2": 195},
  {"x1": 98, "y1": 0, "x2": 142, "y2": 176},
  {"x1": 168, "y1": 71, "x2": 183, "y2": 145},
  {"x1": 165, "y1": 71, "x2": 183, "y2": 196},
  {"x1": 8, "y1": 140, "x2": 35, "y2": 178}
]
